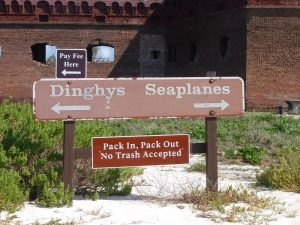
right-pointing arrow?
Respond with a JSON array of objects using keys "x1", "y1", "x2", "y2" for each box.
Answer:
[{"x1": 193, "y1": 99, "x2": 229, "y2": 111}]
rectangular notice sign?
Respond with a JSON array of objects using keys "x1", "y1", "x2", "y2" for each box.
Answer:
[
  {"x1": 92, "y1": 134, "x2": 190, "y2": 168},
  {"x1": 33, "y1": 77, "x2": 244, "y2": 120}
]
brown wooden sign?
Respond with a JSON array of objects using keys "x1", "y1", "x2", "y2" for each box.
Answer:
[
  {"x1": 33, "y1": 77, "x2": 244, "y2": 120},
  {"x1": 92, "y1": 134, "x2": 190, "y2": 168}
]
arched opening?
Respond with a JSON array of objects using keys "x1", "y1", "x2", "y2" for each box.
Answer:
[
  {"x1": 0, "y1": 0, "x2": 7, "y2": 13},
  {"x1": 24, "y1": 1, "x2": 33, "y2": 13},
  {"x1": 37, "y1": 1, "x2": 50, "y2": 14},
  {"x1": 11, "y1": 0, "x2": 20, "y2": 13},
  {"x1": 67, "y1": 1, "x2": 76, "y2": 14},
  {"x1": 54, "y1": 1, "x2": 64, "y2": 14},
  {"x1": 124, "y1": 2, "x2": 133, "y2": 15},
  {"x1": 94, "y1": 1, "x2": 107, "y2": 15},
  {"x1": 190, "y1": 42, "x2": 197, "y2": 62},
  {"x1": 149, "y1": 3, "x2": 162, "y2": 23},
  {"x1": 137, "y1": 2, "x2": 146, "y2": 16},
  {"x1": 81, "y1": 1, "x2": 90, "y2": 14},
  {"x1": 111, "y1": 2, "x2": 120, "y2": 15}
]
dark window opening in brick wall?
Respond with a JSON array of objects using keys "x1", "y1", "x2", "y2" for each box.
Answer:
[
  {"x1": 81, "y1": 1, "x2": 90, "y2": 14},
  {"x1": 94, "y1": 1, "x2": 107, "y2": 15},
  {"x1": 190, "y1": 42, "x2": 197, "y2": 62},
  {"x1": 151, "y1": 50, "x2": 161, "y2": 60},
  {"x1": 219, "y1": 36, "x2": 229, "y2": 59},
  {"x1": 68, "y1": 1, "x2": 77, "y2": 14},
  {"x1": 150, "y1": 3, "x2": 162, "y2": 23},
  {"x1": 0, "y1": 0, "x2": 7, "y2": 13},
  {"x1": 124, "y1": 2, "x2": 133, "y2": 16},
  {"x1": 39, "y1": 15, "x2": 49, "y2": 22},
  {"x1": 11, "y1": 0, "x2": 20, "y2": 14},
  {"x1": 173, "y1": 46, "x2": 177, "y2": 62},
  {"x1": 137, "y1": 2, "x2": 146, "y2": 16},
  {"x1": 31, "y1": 43, "x2": 56, "y2": 64},
  {"x1": 112, "y1": 2, "x2": 120, "y2": 15},
  {"x1": 37, "y1": 1, "x2": 51, "y2": 14},
  {"x1": 24, "y1": 1, "x2": 33, "y2": 14},
  {"x1": 55, "y1": 1, "x2": 64, "y2": 14},
  {"x1": 95, "y1": 16, "x2": 106, "y2": 22}
]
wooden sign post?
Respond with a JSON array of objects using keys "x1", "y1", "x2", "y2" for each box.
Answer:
[{"x1": 33, "y1": 72, "x2": 244, "y2": 192}]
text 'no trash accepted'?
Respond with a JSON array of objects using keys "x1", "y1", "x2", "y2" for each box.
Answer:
[{"x1": 33, "y1": 77, "x2": 244, "y2": 120}]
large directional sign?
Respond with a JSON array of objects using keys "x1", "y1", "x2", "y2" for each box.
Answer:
[
  {"x1": 33, "y1": 77, "x2": 244, "y2": 120},
  {"x1": 56, "y1": 49, "x2": 87, "y2": 79},
  {"x1": 92, "y1": 134, "x2": 190, "y2": 168}
]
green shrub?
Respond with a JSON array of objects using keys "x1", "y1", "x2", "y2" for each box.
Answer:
[
  {"x1": 239, "y1": 145, "x2": 268, "y2": 164},
  {"x1": 257, "y1": 147, "x2": 300, "y2": 192},
  {"x1": 92, "y1": 168, "x2": 143, "y2": 196},
  {"x1": 37, "y1": 182, "x2": 73, "y2": 207},
  {"x1": 223, "y1": 148, "x2": 240, "y2": 160},
  {"x1": 0, "y1": 168, "x2": 26, "y2": 213},
  {"x1": 223, "y1": 145, "x2": 268, "y2": 164}
]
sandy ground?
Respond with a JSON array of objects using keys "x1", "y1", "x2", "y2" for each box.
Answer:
[{"x1": 1, "y1": 155, "x2": 300, "y2": 225}]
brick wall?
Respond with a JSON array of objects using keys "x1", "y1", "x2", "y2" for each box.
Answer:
[
  {"x1": 165, "y1": 6, "x2": 300, "y2": 111},
  {"x1": 0, "y1": 23, "x2": 164, "y2": 100},
  {"x1": 246, "y1": 8, "x2": 300, "y2": 110},
  {"x1": 165, "y1": 7, "x2": 247, "y2": 80}
]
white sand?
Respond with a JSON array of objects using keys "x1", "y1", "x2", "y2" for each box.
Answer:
[{"x1": 1, "y1": 155, "x2": 300, "y2": 225}]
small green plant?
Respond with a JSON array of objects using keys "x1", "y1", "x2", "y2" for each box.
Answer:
[
  {"x1": 33, "y1": 219, "x2": 75, "y2": 225},
  {"x1": 223, "y1": 145, "x2": 268, "y2": 164},
  {"x1": 92, "y1": 167, "x2": 143, "y2": 196},
  {"x1": 37, "y1": 182, "x2": 73, "y2": 207},
  {"x1": 223, "y1": 148, "x2": 240, "y2": 160},
  {"x1": 239, "y1": 145, "x2": 268, "y2": 164},
  {"x1": 257, "y1": 147, "x2": 300, "y2": 192},
  {"x1": 186, "y1": 162, "x2": 206, "y2": 173},
  {"x1": 0, "y1": 168, "x2": 26, "y2": 213}
]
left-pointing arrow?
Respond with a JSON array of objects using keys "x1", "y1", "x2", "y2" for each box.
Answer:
[
  {"x1": 51, "y1": 102, "x2": 91, "y2": 114},
  {"x1": 62, "y1": 69, "x2": 81, "y2": 76}
]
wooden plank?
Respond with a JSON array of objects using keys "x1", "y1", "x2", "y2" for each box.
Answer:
[
  {"x1": 205, "y1": 117, "x2": 218, "y2": 192},
  {"x1": 190, "y1": 143, "x2": 207, "y2": 154},
  {"x1": 74, "y1": 147, "x2": 92, "y2": 160},
  {"x1": 63, "y1": 121, "x2": 75, "y2": 191}
]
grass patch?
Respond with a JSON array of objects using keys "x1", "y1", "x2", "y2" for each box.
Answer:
[
  {"x1": 33, "y1": 219, "x2": 75, "y2": 225},
  {"x1": 257, "y1": 147, "x2": 300, "y2": 192},
  {"x1": 186, "y1": 162, "x2": 206, "y2": 173},
  {"x1": 181, "y1": 186, "x2": 283, "y2": 224}
]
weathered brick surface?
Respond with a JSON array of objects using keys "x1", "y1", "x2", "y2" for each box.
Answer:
[
  {"x1": 0, "y1": 23, "x2": 164, "y2": 100},
  {"x1": 165, "y1": 8, "x2": 247, "y2": 81},
  {"x1": 246, "y1": 8, "x2": 300, "y2": 110},
  {"x1": 0, "y1": 0, "x2": 299, "y2": 111},
  {"x1": 165, "y1": 6, "x2": 300, "y2": 111}
]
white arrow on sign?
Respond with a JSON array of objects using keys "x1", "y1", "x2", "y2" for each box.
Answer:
[
  {"x1": 61, "y1": 69, "x2": 81, "y2": 76},
  {"x1": 51, "y1": 103, "x2": 91, "y2": 114},
  {"x1": 193, "y1": 100, "x2": 229, "y2": 111}
]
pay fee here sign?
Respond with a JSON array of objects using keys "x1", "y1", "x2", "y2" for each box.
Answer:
[
  {"x1": 56, "y1": 49, "x2": 87, "y2": 79},
  {"x1": 92, "y1": 134, "x2": 190, "y2": 168}
]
